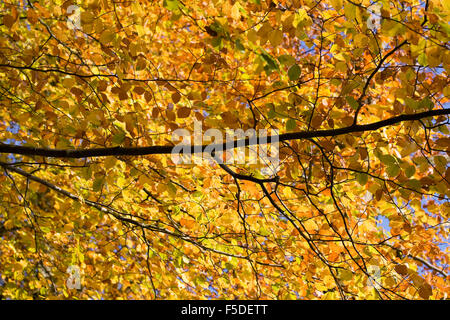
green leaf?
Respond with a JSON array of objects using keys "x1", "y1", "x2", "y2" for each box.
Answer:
[
  {"x1": 235, "y1": 39, "x2": 245, "y2": 52},
  {"x1": 405, "y1": 165, "x2": 416, "y2": 178},
  {"x1": 405, "y1": 97, "x2": 419, "y2": 109},
  {"x1": 267, "y1": 104, "x2": 276, "y2": 119},
  {"x1": 278, "y1": 54, "x2": 296, "y2": 66},
  {"x1": 163, "y1": 0, "x2": 181, "y2": 12},
  {"x1": 260, "y1": 52, "x2": 279, "y2": 74},
  {"x1": 418, "y1": 97, "x2": 434, "y2": 110},
  {"x1": 286, "y1": 119, "x2": 296, "y2": 131},
  {"x1": 167, "y1": 182, "x2": 177, "y2": 196},
  {"x1": 406, "y1": 179, "x2": 421, "y2": 190},
  {"x1": 93, "y1": 178, "x2": 104, "y2": 192},
  {"x1": 211, "y1": 37, "x2": 223, "y2": 50},
  {"x1": 339, "y1": 269, "x2": 353, "y2": 281},
  {"x1": 112, "y1": 131, "x2": 126, "y2": 145},
  {"x1": 192, "y1": 190, "x2": 203, "y2": 198},
  {"x1": 386, "y1": 165, "x2": 400, "y2": 177},
  {"x1": 287, "y1": 64, "x2": 301, "y2": 81},
  {"x1": 225, "y1": 262, "x2": 234, "y2": 270},
  {"x1": 379, "y1": 154, "x2": 397, "y2": 166},
  {"x1": 346, "y1": 96, "x2": 359, "y2": 110},
  {"x1": 356, "y1": 172, "x2": 368, "y2": 186},
  {"x1": 209, "y1": 21, "x2": 225, "y2": 37},
  {"x1": 418, "y1": 52, "x2": 427, "y2": 66},
  {"x1": 344, "y1": 2, "x2": 356, "y2": 21},
  {"x1": 259, "y1": 226, "x2": 270, "y2": 236},
  {"x1": 40, "y1": 226, "x2": 51, "y2": 234},
  {"x1": 331, "y1": 78, "x2": 341, "y2": 86}
]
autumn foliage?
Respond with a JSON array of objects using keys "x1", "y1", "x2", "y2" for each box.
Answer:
[{"x1": 0, "y1": 0, "x2": 449, "y2": 299}]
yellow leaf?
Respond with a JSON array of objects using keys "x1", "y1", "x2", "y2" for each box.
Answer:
[
  {"x1": 247, "y1": 29, "x2": 258, "y2": 43},
  {"x1": 63, "y1": 77, "x2": 76, "y2": 88},
  {"x1": 439, "y1": 0, "x2": 450, "y2": 12},
  {"x1": 344, "y1": 2, "x2": 356, "y2": 21},
  {"x1": 104, "y1": 156, "x2": 117, "y2": 170},
  {"x1": 80, "y1": 11, "x2": 95, "y2": 24},
  {"x1": 136, "y1": 58, "x2": 147, "y2": 71},
  {"x1": 117, "y1": 177, "x2": 127, "y2": 188},
  {"x1": 100, "y1": 30, "x2": 115, "y2": 45},
  {"x1": 339, "y1": 269, "x2": 353, "y2": 281},
  {"x1": 64, "y1": 223, "x2": 74, "y2": 232},
  {"x1": 354, "y1": 34, "x2": 368, "y2": 48},
  {"x1": 231, "y1": 3, "x2": 241, "y2": 20},
  {"x1": 4, "y1": 219, "x2": 15, "y2": 230},
  {"x1": 269, "y1": 29, "x2": 283, "y2": 47},
  {"x1": 330, "y1": 0, "x2": 343, "y2": 10}
]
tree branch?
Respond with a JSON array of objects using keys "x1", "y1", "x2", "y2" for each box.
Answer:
[
  {"x1": 0, "y1": 109, "x2": 448, "y2": 159},
  {"x1": 0, "y1": 161, "x2": 282, "y2": 268}
]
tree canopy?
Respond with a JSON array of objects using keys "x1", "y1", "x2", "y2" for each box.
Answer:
[{"x1": 0, "y1": 0, "x2": 449, "y2": 299}]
